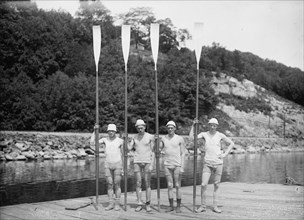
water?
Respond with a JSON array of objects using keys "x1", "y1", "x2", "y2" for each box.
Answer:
[{"x1": 1, "y1": 152, "x2": 303, "y2": 206}]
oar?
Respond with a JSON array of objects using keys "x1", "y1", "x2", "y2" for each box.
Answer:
[
  {"x1": 193, "y1": 22, "x2": 204, "y2": 213},
  {"x1": 92, "y1": 25, "x2": 101, "y2": 205},
  {"x1": 121, "y1": 24, "x2": 131, "y2": 211},
  {"x1": 150, "y1": 23, "x2": 160, "y2": 212},
  {"x1": 65, "y1": 198, "x2": 98, "y2": 211}
]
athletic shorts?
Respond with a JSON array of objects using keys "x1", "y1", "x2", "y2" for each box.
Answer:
[
  {"x1": 203, "y1": 163, "x2": 223, "y2": 183},
  {"x1": 105, "y1": 161, "x2": 122, "y2": 177},
  {"x1": 134, "y1": 163, "x2": 151, "y2": 173},
  {"x1": 164, "y1": 165, "x2": 181, "y2": 177}
]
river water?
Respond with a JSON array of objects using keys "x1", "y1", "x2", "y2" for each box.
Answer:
[{"x1": 1, "y1": 152, "x2": 303, "y2": 206}]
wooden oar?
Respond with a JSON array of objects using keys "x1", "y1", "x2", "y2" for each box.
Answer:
[
  {"x1": 193, "y1": 22, "x2": 204, "y2": 212},
  {"x1": 92, "y1": 25, "x2": 101, "y2": 205},
  {"x1": 121, "y1": 24, "x2": 131, "y2": 211},
  {"x1": 151, "y1": 23, "x2": 160, "y2": 212}
]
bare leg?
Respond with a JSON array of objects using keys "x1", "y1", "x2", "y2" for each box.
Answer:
[
  {"x1": 165, "y1": 170, "x2": 174, "y2": 212},
  {"x1": 135, "y1": 171, "x2": 142, "y2": 205},
  {"x1": 213, "y1": 182, "x2": 222, "y2": 213},
  {"x1": 166, "y1": 171, "x2": 174, "y2": 199},
  {"x1": 107, "y1": 176, "x2": 114, "y2": 202},
  {"x1": 114, "y1": 174, "x2": 121, "y2": 211},
  {"x1": 145, "y1": 171, "x2": 151, "y2": 201},
  {"x1": 196, "y1": 171, "x2": 211, "y2": 212},
  {"x1": 174, "y1": 169, "x2": 182, "y2": 213},
  {"x1": 145, "y1": 170, "x2": 152, "y2": 212},
  {"x1": 105, "y1": 174, "x2": 115, "y2": 211},
  {"x1": 201, "y1": 172, "x2": 211, "y2": 206},
  {"x1": 213, "y1": 164, "x2": 223, "y2": 213},
  {"x1": 175, "y1": 170, "x2": 182, "y2": 199}
]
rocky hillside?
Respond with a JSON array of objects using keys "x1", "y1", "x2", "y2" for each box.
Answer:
[{"x1": 211, "y1": 72, "x2": 304, "y2": 139}]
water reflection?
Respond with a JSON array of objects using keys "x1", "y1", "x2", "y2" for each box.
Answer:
[{"x1": 0, "y1": 152, "x2": 303, "y2": 206}]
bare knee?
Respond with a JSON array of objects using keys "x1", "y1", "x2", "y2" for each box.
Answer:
[
  {"x1": 107, "y1": 181, "x2": 113, "y2": 190},
  {"x1": 114, "y1": 179, "x2": 121, "y2": 190},
  {"x1": 145, "y1": 181, "x2": 151, "y2": 189},
  {"x1": 136, "y1": 179, "x2": 142, "y2": 188},
  {"x1": 214, "y1": 181, "x2": 220, "y2": 189},
  {"x1": 167, "y1": 182, "x2": 174, "y2": 189},
  {"x1": 201, "y1": 182, "x2": 208, "y2": 188}
]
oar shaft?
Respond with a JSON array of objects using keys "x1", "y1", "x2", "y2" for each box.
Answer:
[
  {"x1": 193, "y1": 68, "x2": 199, "y2": 212},
  {"x1": 124, "y1": 68, "x2": 128, "y2": 211},
  {"x1": 95, "y1": 68, "x2": 99, "y2": 204},
  {"x1": 155, "y1": 68, "x2": 160, "y2": 212}
]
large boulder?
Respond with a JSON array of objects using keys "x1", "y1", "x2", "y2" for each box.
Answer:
[
  {"x1": 77, "y1": 148, "x2": 87, "y2": 158},
  {"x1": 246, "y1": 145, "x2": 256, "y2": 153},
  {"x1": 22, "y1": 151, "x2": 36, "y2": 160},
  {"x1": 5, "y1": 152, "x2": 19, "y2": 161}
]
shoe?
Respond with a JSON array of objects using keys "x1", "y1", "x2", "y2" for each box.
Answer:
[
  {"x1": 146, "y1": 204, "x2": 152, "y2": 212},
  {"x1": 135, "y1": 205, "x2": 143, "y2": 212},
  {"x1": 114, "y1": 203, "x2": 120, "y2": 211},
  {"x1": 213, "y1": 206, "x2": 222, "y2": 213},
  {"x1": 176, "y1": 198, "x2": 182, "y2": 213},
  {"x1": 105, "y1": 203, "x2": 114, "y2": 211},
  {"x1": 166, "y1": 198, "x2": 174, "y2": 212},
  {"x1": 196, "y1": 205, "x2": 206, "y2": 213},
  {"x1": 166, "y1": 207, "x2": 174, "y2": 212}
]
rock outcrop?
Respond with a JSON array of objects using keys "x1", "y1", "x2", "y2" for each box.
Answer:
[{"x1": 211, "y1": 72, "x2": 304, "y2": 139}]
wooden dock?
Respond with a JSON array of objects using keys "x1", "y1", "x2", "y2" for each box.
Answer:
[{"x1": 1, "y1": 182, "x2": 303, "y2": 219}]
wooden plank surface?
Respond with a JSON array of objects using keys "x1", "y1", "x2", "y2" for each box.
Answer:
[{"x1": 1, "y1": 182, "x2": 303, "y2": 220}]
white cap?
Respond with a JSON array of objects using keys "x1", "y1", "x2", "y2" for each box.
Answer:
[
  {"x1": 166, "y1": 121, "x2": 176, "y2": 127},
  {"x1": 107, "y1": 124, "x2": 117, "y2": 132},
  {"x1": 135, "y1": 119, "x2": 146, "y2": 127},
  {"x1": 208, "y1": 118, "x2": 219, "y2": 125}
]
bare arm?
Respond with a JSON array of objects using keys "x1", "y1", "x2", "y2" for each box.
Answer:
[
  {"x1": 189, "y1": 124, "x2": 195, "y2": 140},
  {"x1": 89, "y1": 131, "x2": 104, "y2": 151},
  {"x1": 159, "y1": 136, "x2": 164, "y2": 151},
  {"x1": 127, "y1": 137, "x2": 135, "y2": 151},
  {"x1": 180, "y1": 137, "x2": 186, "y2": 172},
  {"x1": 150, "y1": 136, "x2": 156, "y2": 170},
  {"x1": 120, "y1": 140, "x2": 124, "y2": 168},
  {"x1": 198, "y1": 138, "x2": 206, "y2": 152},
  {"x1": 222, "y1": 136, "x2": 234, "y2": 157},
  {"x1": 189, "y1": 118, "x2": 199, "y2": 140}
]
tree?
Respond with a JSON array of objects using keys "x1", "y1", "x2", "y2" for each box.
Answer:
[
  {"x1": 118, "y1": 7, "x2": 156, "y2": 49},
  {"x1": 76, "y1": 1, "x2": 116, "y2": 43},
  {"x1": 176, "y1": 28, "x2": 191, "y2": 48},
  {"x1": 156, "y1": 18, "x2": 179, "y2": 53}
]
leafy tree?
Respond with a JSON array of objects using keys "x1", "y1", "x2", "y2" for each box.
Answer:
[
  {"x1": 176, "y1": 28, "x2": 191, "y2": 48},
  {"x1": 0, "y1": 72, "x2": 42, "y2": 130},
  {"x1": 156, "y1": 18, "x2": 179, "y2": 53},
  {"x1": 119, "y1": 7, "x2": 156, "y2": 49},
  {"x1": 76, "y1": 0, "x2": 116, "y2": 41}
]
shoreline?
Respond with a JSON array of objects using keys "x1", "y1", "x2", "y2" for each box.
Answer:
[{"x1": 1, "y1": 131, "x2": 304, "y2": 162}]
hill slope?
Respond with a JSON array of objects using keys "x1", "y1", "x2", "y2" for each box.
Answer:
[{"x1": 211, "y1": 72, "x2": 304, "y2": 138}]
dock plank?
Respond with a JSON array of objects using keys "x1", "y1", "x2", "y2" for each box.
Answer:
[
  {"x1": 0, "y1": 213, "x2": 22, "y2": 220},
  {"x1": 0, "y1": 204, "x2": 77, "y2": 220},
  {"x1": 1, "y1": 183, "x2": 303, "y2": 220}
]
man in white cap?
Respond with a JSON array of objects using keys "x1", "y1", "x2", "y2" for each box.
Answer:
[
  {"x1": 189, "y1": 118, "x2": 234, "y2": 213},
  {"x1": 90, "y1": 124, "x2": 124, "y2": 211},
  {"x1": 160, "y1": 121, "x2": 186, "y2": 213},
  {"x1": 128, "y1": 119, "x2": 155, "y2": 212}
]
